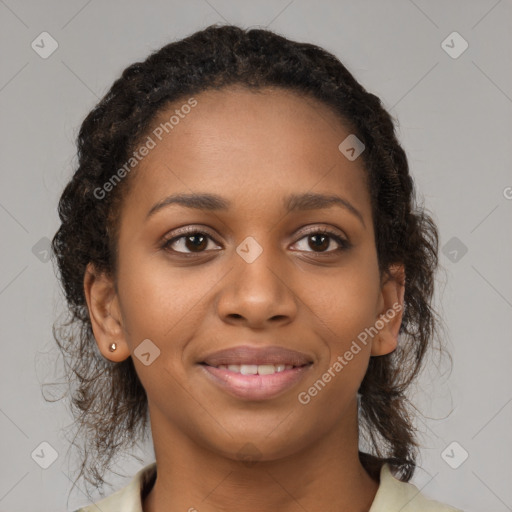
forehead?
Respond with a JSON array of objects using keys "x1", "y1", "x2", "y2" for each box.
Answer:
[{"x1": 120, "y1": 85, "x2": 371, "y2": 223}]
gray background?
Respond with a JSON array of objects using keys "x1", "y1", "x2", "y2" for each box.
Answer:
[{"x1": 1, "y1": 1, "x2": 511, "y2": 511}]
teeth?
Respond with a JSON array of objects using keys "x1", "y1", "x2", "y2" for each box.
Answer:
[
  {"x1": 240, "y1": 364, "x2": 257, "y2": 375},
  {"x1": 216, "y1": 364, "x2": 294, "y2": 374},
  {"x1": 257, "y1": 364, "x2": 280, "y2": 375}
]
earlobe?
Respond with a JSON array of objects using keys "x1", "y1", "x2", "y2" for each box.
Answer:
[
  {"x1": 83, "y1": 262, "x2": 131, "y2": 362},
  {"x1": 371, "y1": 264, "x2": 405, "y2": 357}
]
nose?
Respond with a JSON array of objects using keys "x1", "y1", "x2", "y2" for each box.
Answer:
[{"x1": 215, "y1": 241, "x2": 298, "y2": 329}]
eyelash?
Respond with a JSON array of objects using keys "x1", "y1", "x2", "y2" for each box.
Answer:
[{"x1": 160, "y1": 226, "x2": 351, "y2": 257}]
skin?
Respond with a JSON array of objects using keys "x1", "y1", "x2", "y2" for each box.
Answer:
[{"x1": 84, "y1": 85, "x2": 405, "y2": 512}]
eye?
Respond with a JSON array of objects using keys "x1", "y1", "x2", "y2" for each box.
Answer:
[
  {"x1": 161, "y1": 228, "x2": 221, "y2": 255},
  {"x1": 161, "y1": 226, "x2": 351, "y2": 257},
  {"x1": 292, "y1": 228, "x2": 350, "y2": 254}
]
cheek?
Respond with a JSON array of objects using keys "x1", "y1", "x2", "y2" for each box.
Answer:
[
  {"x1": 309, "y1": 255, "x2": 380, "y2": 382},
  {"x1": 116, "y1": 254, "x2": 225, "y2": 364},
  {"x1": 313, "y1": 263, "x2": 380, "y2": 340},
  {"x1": 115, "y1": 258, "x2": 207, "y2": 404}
]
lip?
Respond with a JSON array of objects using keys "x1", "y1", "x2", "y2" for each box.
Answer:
[
  {"x1": 198, "y1": 345, "x2": 314, "y2": 401},
  {"x1": 199, "y1": 363, "x2": 313, "y2": 401},
  {"x1": 200, "y1": 345, "x2": 313, "y2": 367}
]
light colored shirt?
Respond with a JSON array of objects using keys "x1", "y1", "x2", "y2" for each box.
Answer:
[{"x1": 73, "y1": 462, "x2": 463, "y2": 511}]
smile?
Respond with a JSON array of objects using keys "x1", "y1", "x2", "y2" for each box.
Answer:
[
  {"x1": 199, "y1": 362, "x2": 313, "y2": 400},
  {"x1": 204, "y1": 363, "x2": 303, "y2": 374}
]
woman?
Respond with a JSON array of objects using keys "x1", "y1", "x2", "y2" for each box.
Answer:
[{"x1": 51, "y1": 24, "x2": 462, "y2": 512}]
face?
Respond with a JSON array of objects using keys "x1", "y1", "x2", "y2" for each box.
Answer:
[{"x1": 85, "y1": 85, "x2": 404, "y2": 463}]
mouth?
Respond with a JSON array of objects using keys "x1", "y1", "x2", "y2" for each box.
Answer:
[
  {"x1": 197, "y1": 345, "x2": 314, "y2": 400},
  {"x1": 199, "y1": 344, "x2": 314, "y2": 368},
  {"x1": 200, "y1": 362, "x2": 311, "y2": 375}
]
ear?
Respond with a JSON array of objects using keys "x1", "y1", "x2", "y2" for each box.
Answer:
[
  {"x1": 371, "y1": 263, "x2": 405, "y2": 357},
  {"x1": 83, "y1": 262, "x2": 131, "y2": 362}
]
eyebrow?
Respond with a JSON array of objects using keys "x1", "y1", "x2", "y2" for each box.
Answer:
[{"x1": 146, "y1": 192, "x2": 365, "y2": 227}]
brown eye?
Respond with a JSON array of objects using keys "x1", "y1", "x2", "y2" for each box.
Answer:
[
  {"x1": 293, "y1": 230, "x2": 350, "y2": 254},
  {"x1": 308, "y1": 233, "x2": 330, "y2": 252},
  {"x1": 162, "y1": 231, "x2": 219, "y2": 254}
]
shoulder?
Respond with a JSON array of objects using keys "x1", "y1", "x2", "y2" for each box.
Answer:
[
  {"x1": 71, "y1": 462, "x2": 157, "y2": 512},
  {"x1": 369, "y1": 464, "x2": 463, "y2": 512}
]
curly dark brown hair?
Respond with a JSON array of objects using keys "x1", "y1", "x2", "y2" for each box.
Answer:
[{"x1": 48, "y1": 23, "x2": 445, "y2": 497}]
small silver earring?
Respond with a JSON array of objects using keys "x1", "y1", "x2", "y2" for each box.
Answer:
[{"x1": 109, "y1": 342, "x2": 117, "y2": 352}]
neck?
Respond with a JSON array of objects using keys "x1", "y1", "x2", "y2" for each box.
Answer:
[{"x1": 143, "y1": 399, "x2": 379, "y2": 512}]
